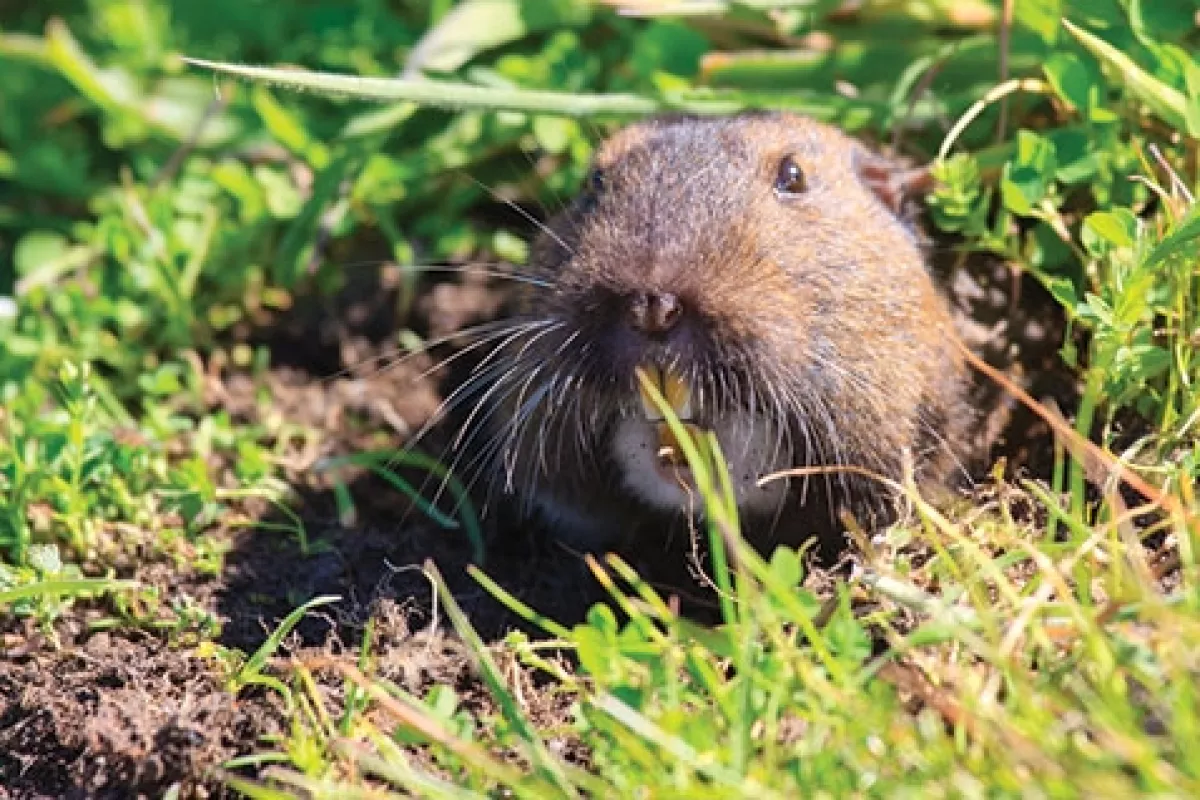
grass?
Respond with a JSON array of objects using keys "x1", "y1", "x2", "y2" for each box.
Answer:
[{"x1": 2, "y1": 0, "x2": 1200, "y2": 796}]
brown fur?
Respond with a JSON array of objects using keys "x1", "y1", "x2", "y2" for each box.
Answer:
[{"x1": 479, "y1": 113, "x2": 973, "y2": 556}]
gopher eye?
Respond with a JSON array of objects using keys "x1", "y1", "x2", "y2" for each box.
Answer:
[
  {"x1": 586, "y1": 167, "x2": 606, "y2": 194},
  {"x1": 773, "y1": 156, "x2": 807, "y2": 196},
  {"x1": 578, "y1": 168, "x2": 605, "y2": 212}
]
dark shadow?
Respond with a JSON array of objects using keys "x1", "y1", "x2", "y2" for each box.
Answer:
[
  {"x1": 213, "y1": 231, "x2": 614, "y2": 653},
  {"x1": 932, "y1": 244, "x2": 1077, "y2": 480}
]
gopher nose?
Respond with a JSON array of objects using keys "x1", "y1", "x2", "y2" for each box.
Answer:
[{"x1": 628, "y1": 290, "x2": 682, "y2": 336}]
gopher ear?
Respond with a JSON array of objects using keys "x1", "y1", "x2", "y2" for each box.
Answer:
[{"x1": 853, "y1": 149, "x2": 935, "y2": 217}]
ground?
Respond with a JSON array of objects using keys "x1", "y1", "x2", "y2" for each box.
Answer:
[{"x1": 0, "y1": 245, "x2": 1071, "y2": 798}]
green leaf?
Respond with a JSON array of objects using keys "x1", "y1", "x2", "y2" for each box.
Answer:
[
  {"x1": 253, "y1": 165, "x2": 303, "y2": 219},
  {"x1": 1062, "y1": 18, "x2": 1196, "y2": 137},
  {"x1": 1083, "y1": 209, "x2": 1138, "y2": 252},
  {"x1": 14, "y1": 230, "x2": 69, "y2": 275},
  {"x1": 822, "y1": 599, "x2": 871, "y2": 663},
  {"x1": 1043, "y1": 51, "x2": 1094, "y2": 112},
  {"x1": 631, "y1": 21, "x2": 709, "y2": 80},
  {"x1": 1049, "y1": 128, "x2": 1099, "y2": 184},
  {"x1": 251, "y1": 85, "x2": 329, "y2": 168},
  {"x1": 316, "y1": 447, "x2": 484, "y2": 563},
  {"x1": 1128, "y1": 0, "x2": 1197, "y2": 42},
  {"x1": 531, "y1": 115, "x2": 577, "y2": 154},
  {"x1": 1144, "y1": 203, "x2": 1200, "y2": 268},
  {"x1": 138, "y1": 364, "x2": 186, "y2": 397},
  {"x1": 1000, "y1": 130, "x2": 1057, "y2": 215},
  {"x1": 767, "y1": 547, "x2": 802, "y2": 588},
  {"x1": 1042, "y1": 273, "x2": 1080, "y2": 312},
  {"x1": 44, "y1": 18, "x2": 134, "y2": 116},
  {"x1": 1014, "y1": 0, "x2": 1064, "y2": 44},
  {"x1": 404, "y1": 0, "x2": 592, "y2": 75}
]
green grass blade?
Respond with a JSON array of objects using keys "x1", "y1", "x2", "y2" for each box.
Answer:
[
  {"x1": 235, "y1": 594, "x2": 341, "y2": 690},
  {"x1": 427, "y1": 560, "x2": 578, "y2": 798},
  {"x1": 467, "y1": 565, "x2": 572, "y2": 639},
  {"x1": 181, "y1": 58, "x2": 660, "y2": 117},
  {"x1": 317, "y1": 448, "x2": 484, "y2": 563},
  {"x1": 180, "y1": 57, "x2": 907, "y2": 127},
  {"x1": 0, "y1": 578, "x2": 138, "y2": 606},
  {"x1": 1145, "y1": 202, "x2": 1200, "y2": 268},
  {"x1": 1062, "y1": 19, "x2": 1194, "y2": 137}
]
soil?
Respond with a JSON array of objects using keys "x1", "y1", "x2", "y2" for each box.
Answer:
[{"x1": 0, "y1": 230, "x2": 1077, "y2": 798}]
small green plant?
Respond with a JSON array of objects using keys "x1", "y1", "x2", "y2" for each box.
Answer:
[
  {"x1": 0, "y1": 543, "x2": 136, "y2": 632},
  {"x1": 200, "y1": 593, "x2": 341, "y2": 702}
]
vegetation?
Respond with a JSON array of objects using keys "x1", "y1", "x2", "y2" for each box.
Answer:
[{"x1": 2, "y1": 0, "x2": 1199, "y2": 796}]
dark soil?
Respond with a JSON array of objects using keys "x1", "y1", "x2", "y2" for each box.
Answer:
[{"x1": 0, "y1": 239, "x2": 1072, "y2": 797}]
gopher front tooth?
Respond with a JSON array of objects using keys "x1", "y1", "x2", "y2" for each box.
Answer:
[
  {"x1": 661, "y1": 367, "x2": 693, "y2": 420},
  {"x1": 638, "y1": 365, "x2": 666, "y2": 421},
  {"x1": 637, "y1": 364, "x2": 693, "y2": 422}
]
